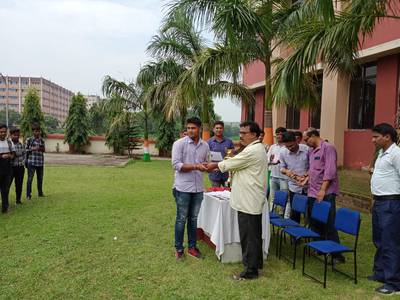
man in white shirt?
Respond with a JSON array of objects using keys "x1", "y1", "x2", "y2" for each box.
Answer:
[
  {"x1": 206, "y1": 121, "x2": 268, "y2": 280},
  {"x1": 267, "y1": 127, "x2": 288, "y2": 211},
  {"x1": 370, "y1": 123, "x2": 400, "y2": 295}
]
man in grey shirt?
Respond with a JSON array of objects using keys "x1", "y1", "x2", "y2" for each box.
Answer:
[
  {"x1": 171, "y1": 117, "x2": 210, "y2": 261},
  {"x1": 279, "y1": 131, "x2": 309, "y2": 223}
]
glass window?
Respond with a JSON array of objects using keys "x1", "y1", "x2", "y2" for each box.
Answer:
[
  {"x1": 286, "y1": 105, "x2": 300, "y2": 129},
  {"x1": 348, "y1": 63, "x2": 377, "y2": 129},
  {"x1": 247, "y1": 103, "x2": 255, "y2": 121},
  {"x1": 309, "y1": 73, "x2": 323, "y2": 129}
]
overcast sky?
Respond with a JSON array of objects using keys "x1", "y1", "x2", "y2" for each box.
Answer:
[{"x1": 0, "y1": 0, "x2": 241, "y2": 122}]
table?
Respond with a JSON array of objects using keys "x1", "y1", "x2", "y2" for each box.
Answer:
[{"x1": 197, "y1": 191, "x2": 270, "y2": 263}]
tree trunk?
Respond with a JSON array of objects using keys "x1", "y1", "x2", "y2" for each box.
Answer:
[
  {"x1": 201, "y1": 96, "x2": 211, "y2": 141},
  {"x1": 142, "y1": 110, "x2": 151, "y2": 162},
  {"x1": 263, "y1": 54, "x2": 274, "y2": 145}
]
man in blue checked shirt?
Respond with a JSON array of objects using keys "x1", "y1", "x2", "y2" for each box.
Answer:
[
  {"x1": 25, "y1": 124, "x2": 45, "y2": 200},
  {"x1": 207, "y1": 121, "x2": 234, "y2": 187},
  {"x1": 9, "y1": 127, "x2": 25, "y2": 204}
]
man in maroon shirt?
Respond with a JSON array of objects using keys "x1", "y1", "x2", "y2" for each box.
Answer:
[{"x1": 303, "y1": 128, "x2": 345, "y2": 263}]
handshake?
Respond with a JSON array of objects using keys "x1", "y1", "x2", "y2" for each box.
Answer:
[{"x1": 194, "y1": 162, "x2": 220, "y2": 172}]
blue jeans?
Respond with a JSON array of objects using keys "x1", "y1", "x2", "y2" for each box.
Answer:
[
  {"x1": 173, "y1": 189, "x2": 203, "y2": 251},
  {"x1": 372, "y1": 198, "x2": 400, "y2": 290}
]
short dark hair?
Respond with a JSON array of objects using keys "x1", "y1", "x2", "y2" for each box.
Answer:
[
  {"x1": 275, "y1": 127, "x2": 287, "y2": 134},
  {"x1": 373, "y1": 123, "x2": 398, "y2": 142},
  {"x1": 240, "y1": 121, "x2": 261, "y2": 137},
  {"x1": 0, "y1": 123, "x2": 7, "y2": 130},
  {"x1": 9, "y1": 127, "x2": 20, "y2": 134},
  {"x1": 305, "y1": 127, "x2": 320, "y2": 137},
  {"x1": 281, "y1": 131, "x2": 296, "y2": 143},
  {"x1": 186, "y1": 117, "x2": 201, "y2": 127},
  {"x1": 31, "y1": 123, "x2": 41, "y2": 131},
  {"x1": 213, "y1": 121, "x2": 224, "y2": 128},
  {"x1": 293, "y1": 131, "x2": 302, "y2": 139}
]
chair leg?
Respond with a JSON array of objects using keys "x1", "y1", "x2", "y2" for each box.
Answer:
[
  {"x1": 279, "y1": 231, "x2": 284, "y2": 259},
  {"x1": 331, "y1": 255, "x2": 334, "y2": 271},
  {"x1": 302, "y1": 245, "x2": 306, "y2": 275},
  {"x1": 323, "y1": 254, "x2": 328, "y2": 289},
  {"x1": 354, "y1": 251, "x2": 357, "y2": 284},
  {"x1": 275, "y1": 229, "x2": 280, "y2": 257},
  {"x1": 293, "y1": 239, "x2": 298, "y2": 269}
]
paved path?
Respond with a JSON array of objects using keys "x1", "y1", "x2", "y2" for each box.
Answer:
[{"x1": 45, "y1": 153, "x2": 130, "y2": 166}]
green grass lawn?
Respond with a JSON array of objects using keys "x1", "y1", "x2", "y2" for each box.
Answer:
[
  {"x1": 0, "y1": 161, "x2": 381, "y2": 299},
  {"x1": 338, "y1": 169, "x2": 371, "y2": 198}
]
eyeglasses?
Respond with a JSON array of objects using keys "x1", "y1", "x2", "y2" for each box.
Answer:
[{"x1": 239, "y1": 131, "x2": 251, "y2": 135}]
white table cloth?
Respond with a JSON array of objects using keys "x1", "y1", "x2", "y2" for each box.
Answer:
[{"x1": 197, "y1": 191, "x2": 270, "y2": 262}]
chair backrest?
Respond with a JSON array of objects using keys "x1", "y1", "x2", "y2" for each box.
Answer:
[
  {"x1": 291, "y1": 194, "x2": 308, "y2": 214},
  {"x1": 335, "y1": 208, "x2": 361, "y2": 236},
  {"x1": 311, "y1": 201, "x2": 331, "y2": 224},
  {"x1": 273, "y1": 190, "x2": 288, "y2": 208}
]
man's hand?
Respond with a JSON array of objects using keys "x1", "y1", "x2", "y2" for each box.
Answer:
[
  {"x1": 205, "y1": 162, "x2": 219, "y2": 172},
  {"x1": 195, "y1": 163, "x2": 208, "y2": 172},
  {"x1": 316, "y1": 189, "x2": 326, "y2": 203}
]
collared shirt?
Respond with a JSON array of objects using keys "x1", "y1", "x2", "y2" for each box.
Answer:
[
  {"x1": 12, "y1": 140, "x2": 25, "y2": 167},
  {"x1": 172, "y1": 136, "x2": 210, "y2": 193},
  {"x1": 371, "y1": 143, "x2": 400, "y2": 196},
  {"x1": 26, "y1": 137, "x2": 45, "y2": 167},
  {"x1": 207, "y1": 136, "x2": 234, "y2": 182},
  {"x1": 267, "y1": 143, "x2": 286, "y2": 179},
  {"x1": 0, "y1": 139, "x2": 14, "y2": 173},
  {"x1": 280, "y1": 144, "x2": 309, "y2": 193},
  {"x1": 218, "y1": 140, "x2": 268, "y2": 215},
  {"x1": 308, "y1": 141, "x2": 339, "y2": 198}
]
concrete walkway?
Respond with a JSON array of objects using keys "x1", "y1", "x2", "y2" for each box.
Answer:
[{"x1": 44, "y1": 153, "x2": 130, "y2": 166}]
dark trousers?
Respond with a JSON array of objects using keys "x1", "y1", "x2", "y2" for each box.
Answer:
[
  {"x1": 289, "y1": 191, "x2": 305, "y2": 223},
  {"x1": 372, "y1": 198, "x2": 400, "y2": 290},
  {"x1": 27, "y1": 166, "x2": 44, "y2": 197},
  {"x1": 238, "y1": 211, "x2": 263, "y2": 275},
  {"x1": 10, "y1": 166, "x2": 24, "y2": 202},
  {"x1": 308, "y1": 194, "x2": 341, "y2": 244},
  {"x1": 0, "y1": 171, "x2": 11, "y2": 212}
]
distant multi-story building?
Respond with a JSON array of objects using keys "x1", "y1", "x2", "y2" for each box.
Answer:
[
  {"x1": 84, "y1": 95, "x2": 101, "y2": 109},
  {"x1": 0, "y1": 76, "x2": 74, "y2": 123}
]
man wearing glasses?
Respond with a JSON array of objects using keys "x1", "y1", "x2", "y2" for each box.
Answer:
[{"x1": 206, "y1": 121, "x2": 268, "y2": 280}]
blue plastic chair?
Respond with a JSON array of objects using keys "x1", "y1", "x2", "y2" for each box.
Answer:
[
  {"x1": 302, "y1": 208, "x2": 361, "y2": 288},
  {"x1": 280, "y1": 200, "x2": 331, "y2": 269},
  {"x1": 270, "y1": 190, "x2": 288, "y2": 220},
  {"x1": 270, "y1": 194, "x2": 308, "y2": 257}
]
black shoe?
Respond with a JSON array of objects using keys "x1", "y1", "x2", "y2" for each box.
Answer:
[
  {"x1": 38, "y1": 194, "x2": 45, "y2": 197},
  {"x1": 233, "y1": 271, "x2": 258, "y2": 280},
  {"x1": 333, "y1": 256, "x2": 346, "y2": 264},
  {"x1": 367, "y1": 275, "x2": 384, "y2": 283},
  {"x1": 1, "y1": 209, "x2": 8, "y2": 214},
  {"x1": 375, "y1": 285, "x2": 400, "y2": 295},
  {"x1": 16, "y1": 201, "x2": 22, "y2": 205}
]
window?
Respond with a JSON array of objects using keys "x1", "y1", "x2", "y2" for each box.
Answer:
[
  {"x1": 246, "y1": 103, "x2": 255, "y2": 121},
  {"x1": 348, "y1": 63, "x2": 377, "y2": 129},
  {"x1": 286, "y1": 105, "x2": 300, "y2": 129},
  {"x1": 309, "y1": 73, "x2": 323, "y2": 129}
]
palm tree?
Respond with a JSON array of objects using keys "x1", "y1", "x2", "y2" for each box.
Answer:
[
  {"x1": 102, "y1": 76, "x2": 151, "y2": 161},
  {"x1": 167, "y1": 0, "x2": 297, "y2": 143},
  {"x1": 272, "y1": 0, "x2": 400, "y2": 104},
  {"x1": 138, "y1": 8, "x2": 254, "y2": 140}
]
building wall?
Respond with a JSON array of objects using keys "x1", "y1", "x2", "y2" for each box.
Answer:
[
  {"x1": 0, "y1": 76, "x2": 73, "y2": 123},
  {"x1": 242, "y1": 5, "x2": 400, "y2": 168},
  {"x1": 45, "y1": 134, "x2": 159, "y2": 156}
]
